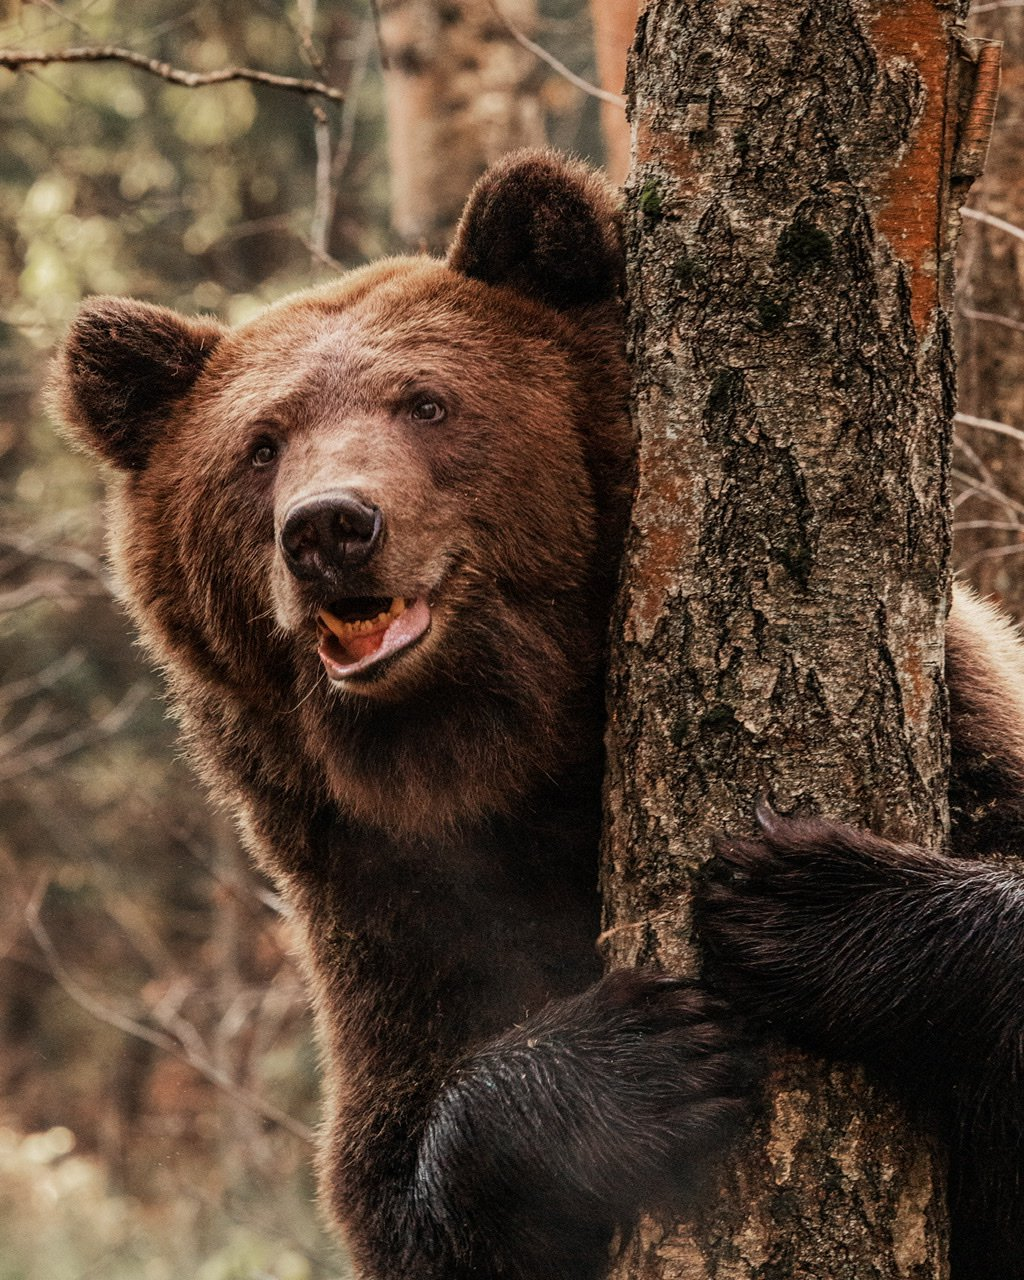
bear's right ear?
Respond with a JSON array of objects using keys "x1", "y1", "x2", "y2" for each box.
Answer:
[
  {"x1": 447, "y1": 150, "x2": 624, "y2": 311},
  {"x1": 49, "y1": 296, "x2": 225, "y2": 471}
]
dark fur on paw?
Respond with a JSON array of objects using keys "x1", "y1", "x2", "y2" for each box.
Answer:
[
  {"x1": 695, "y1": 802, "x2": 973, "y2": 1060},
  {"x1": 574, "y1": 968, "x2": 758, "y2": 1154},
  {"x1": 423, "y1": 968, "x2": 756, "y2": 1239}
]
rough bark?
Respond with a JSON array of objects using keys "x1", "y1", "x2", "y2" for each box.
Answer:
[
  {"x1": 377, "y1": 0, "x2": 547, "y2": 250},
  {"x1": 954, "y1": 9, "x2": 1024, "y2": 614},
  {"x1": 602, "y1": 1, "x2": 983, "y2": 1276},
  {"x1": 589, "y1": 0, "x2": 637, "y2": 183}
]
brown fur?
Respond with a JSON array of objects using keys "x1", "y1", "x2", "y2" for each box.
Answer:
[{"x1": 50, "y1": 153, "x2": 750, "y2": 1280}]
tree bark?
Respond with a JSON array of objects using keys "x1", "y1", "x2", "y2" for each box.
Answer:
[
  {"x1": 954, "y1": 8, "x2": 1024, "y2": 614},
  {"x1": 377, "y1": 0, "x2": 547, "y2": 250},
  {"x1": 602, "y1": 2, "x2": 985, "y2": 1275}
]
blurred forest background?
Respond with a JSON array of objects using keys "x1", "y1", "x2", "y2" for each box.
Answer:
[{"x1": 0, "y1": 1, "x2": 1023, "y2": 1277}]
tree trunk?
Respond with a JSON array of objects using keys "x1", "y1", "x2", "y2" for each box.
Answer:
[
  {"x1": 589, "y1": 0, "x2": 637, "y2": 184},
  {"x1": 377, "y1": 0, "x2": 547, "y2": 250},
  {"x1": 602, "y1": 2, "x2": 987, "y2": 1276},
  {"x1": 954, "y1": 8, "x2": 1024, "y2": 614}
]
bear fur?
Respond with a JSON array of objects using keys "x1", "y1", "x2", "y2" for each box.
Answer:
[
  {"x1": 50, "y1": 153, "x2": 750, "y2": 1280},
  {"x1": 50, "y1": 150, "x2": 1024, "y2": 1279}
]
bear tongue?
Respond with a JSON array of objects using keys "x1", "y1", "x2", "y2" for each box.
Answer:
[
  {"x1": 317, "y1": 599, "x2": 431, "y2": 680},
  {"x1": 335, "y1": 626, "x2": 389, "y2": 664}
]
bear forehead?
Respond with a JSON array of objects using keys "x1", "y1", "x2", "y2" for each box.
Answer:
[{"x1": 217, "y1": 257, "x2": 574, "y2": 388}]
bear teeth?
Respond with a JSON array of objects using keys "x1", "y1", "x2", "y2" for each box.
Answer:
[{"x1": 318, "y1": 598, "x2": 406, "y2": 641}]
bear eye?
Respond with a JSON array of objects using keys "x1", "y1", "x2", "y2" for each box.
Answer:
[
  {"x1": 409, "y1": 397, "x2": 446, "y2": 424},
  {"x1": 250, "y1": 438, "x2": 279, "y2": 468}
]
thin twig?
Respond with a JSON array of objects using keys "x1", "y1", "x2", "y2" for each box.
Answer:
[
  {"x1": 958, "y1": 305, "x2": 1024, "y2": 336},
  {"x1": 959, "y1": 543, "x2": 1024, "y2": 571},
  {"x1": 952, "y1": 466, "x2": 1024, "y2": 520},
  {"x1": 962, "y1": 205, "x2": 1024, "y2": 244},
  {"x1": 0, "y1": 682, "x2": 148, "y2": 783},
  {"x1": 0, "y1": 45, "x2": 345, "y2": 101},
  {"x1": 954, "y1": 435, "x2": 1005, "y2": 512},
  {"x1": 0, "y1": 649, "x2": 84, "y2": 708},
  {"x1": 26, "y1": 0, "x2": 95, "y2": 39},
  {"x1": 309, "y1": 102, "x2": 334, "y2": 260},
  {"x1": 954, "y1": 520, "x2": 1024, "y2": 531},
  {"x1": 0, "y1": 575, "x2": 103, "y2": 612},
  {"x1": 330, "y1": 19, "x2": 376, "y2": 193},
  {"x1": 24, "y1": 899, "x2": 315, "y2": 1145},
  {"x1": 367, "y1": 0, "x2": 388, "y2": 71},
  {"x1": 488, "y1": 1, "x2": 625, "y2": 107},
  {"x1": 955, "y1": 410, "x2": 1024, "y2": 448}
]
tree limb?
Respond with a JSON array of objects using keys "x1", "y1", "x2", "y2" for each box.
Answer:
[
  {"x1": 488, "y1": 2, "x2": 625, "y2": 107},
  {"x1": 23, "y1": 896, "x2": 316, "y2": 1146},
  {"x1": 0, "y1": 45, "x2": 345, "y2": 102}
]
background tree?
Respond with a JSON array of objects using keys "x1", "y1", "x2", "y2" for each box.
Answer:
[
  {"x1": 376, "y1": 0, "x2": 546, "y2": 249},
  {"x1": 602, "y1": 1, "x2": 993, "y2": 1276},
  {"x1": 588, "y1": 0, "x2": 634, "y2": 182},
  {"x1": 954, "y1": 4, "x2": 1024, "y2": 615}
]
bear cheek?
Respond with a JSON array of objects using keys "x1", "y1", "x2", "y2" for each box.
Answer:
[{"x1": 147, "y1": 466, "x2": 280, "y2": 688}]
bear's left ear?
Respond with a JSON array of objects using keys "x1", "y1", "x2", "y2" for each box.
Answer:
[
  {"x1": 48, "y1": 296, "x2": 226, "y2": 471},
  {"x1": 447, "y1": 150, "x2": 623, "y2": 311}
]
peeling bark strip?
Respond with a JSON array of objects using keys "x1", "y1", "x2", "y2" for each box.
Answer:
[{"x1": 603, "y1": 1, "x2": 979, "y2": 1276}]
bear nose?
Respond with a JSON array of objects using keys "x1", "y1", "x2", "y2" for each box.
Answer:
[{"x1": 280, "y1": 492, "x2": 383, "y2": 580}]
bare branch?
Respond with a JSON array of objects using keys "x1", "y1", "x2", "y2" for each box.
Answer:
[
  {"x1": 0, "y1": 575, "x2": 103, "y2": 611},
  {"x1": 959, "y1": 542, "x2": 1024, "y2": 571},
  {"x1": 488, "y1": 2, "x2": 626, "y2": 107},
  {"x1": 958, "y1": 305, "x2": 1024, "y2": 336},
  {"x1": 0, "y1": 649, "x2": 85, "y2": 709},
  {"x1": 952, "y1": 466, "x2": 1024, "y2": 520},
  {"x1": 955, "y1": 410, "x2": 1024, "y2": 447},
  {"x1": 310, "y1": 102, "x2": 334, "y2": 261},
  {"x1": 954, "y1": 519, "x2": 1024, "y2": 531},
  {"x1": 0, "y1": 682, "x2": 149, "y2": 783},
  {"x1": 24, "y1": 899, "x2": 315, "y2": 1145},
  {"x1": 962, "y1": 205, "x2": 1024, "y2": 244},
  {"x1": 0, "y1": 45, "x2": 345, "y2": 102},
  {"x1": 331, "y1": 19, "x2": 376, "y2": 189},
  {"x1": 24, "y1": 0, "x2": 95, "y2": 39},
  {"x1": 953, "y1": 435, "x2": 1007, "y2": 511}
]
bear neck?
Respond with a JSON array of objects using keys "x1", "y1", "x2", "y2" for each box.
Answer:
[{"x1": 299, "y1": 654, "x2": 609, "y2": 841}]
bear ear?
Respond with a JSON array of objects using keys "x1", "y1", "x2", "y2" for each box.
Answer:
[
  {"x1": 447, "y1": 150, "x2": 624, "y2": 311},
  {"x1": 49, "y1": 296, "x2": 225, "y2": 471}
]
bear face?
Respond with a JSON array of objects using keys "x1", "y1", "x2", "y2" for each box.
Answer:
[{"x1": 52, "y1": 155, "x2": 634, "y2": 836}]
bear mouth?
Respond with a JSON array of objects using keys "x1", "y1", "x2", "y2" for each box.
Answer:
[{"x1": 316, "y1": 596, "x2": 431, "y2": 682}]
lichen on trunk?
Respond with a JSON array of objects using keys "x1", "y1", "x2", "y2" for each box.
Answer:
[{"x1": 602, "y1": 1, "x2": 978, "y2": 1275}]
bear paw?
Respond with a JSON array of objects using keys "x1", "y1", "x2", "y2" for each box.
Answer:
[{"x1": 694, "y1": 801, "x2": 952, "y2": 1054}]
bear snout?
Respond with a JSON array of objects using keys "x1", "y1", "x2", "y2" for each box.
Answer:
[{"x1": 280, "y1": 491, "x2": 384, "y2": 582}]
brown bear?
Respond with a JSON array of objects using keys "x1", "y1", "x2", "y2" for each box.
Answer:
[
  {"x1": 51, "y1": 150, "x2": 1024, "y2": 1280},
  {"x1": 49, "y1": 153, "x2": 751, "y2": 1280}
]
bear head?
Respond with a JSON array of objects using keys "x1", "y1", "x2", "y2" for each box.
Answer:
[{"x1": 49, "y1": 152, "x2": 633, "y2": 834}]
